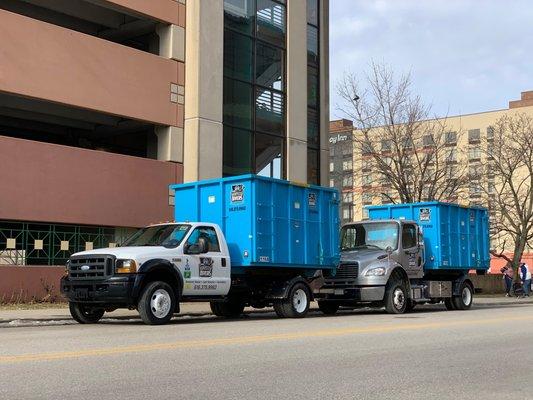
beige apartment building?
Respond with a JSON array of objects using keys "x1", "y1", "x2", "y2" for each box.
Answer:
[
  {"x1": 0, "y1": 0, "x2": 330, "y2": 266},
  {"x1": 329, "y1": 91, "x2": 533, "y2": 224}
]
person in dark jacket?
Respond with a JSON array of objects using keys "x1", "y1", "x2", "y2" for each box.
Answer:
[
  {"x1": 501, "y1": 263, "x2": 514, "y2": 297},
  {"x1": 520, "y1": 262, "x2": 531, "y2": 297}
]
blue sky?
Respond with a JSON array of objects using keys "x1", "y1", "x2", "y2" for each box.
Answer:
[{"x1": 329, "y1": 0, "x2": 533, "y2": 119}]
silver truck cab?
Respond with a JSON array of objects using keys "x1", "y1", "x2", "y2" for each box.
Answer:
[{"x1": 315, "y1": 219, "x2": 424, "y2": 313}]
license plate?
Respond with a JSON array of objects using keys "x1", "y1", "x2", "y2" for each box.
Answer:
[{"x1": 73, "y1": 288, "x2": 89, "y2": 300}]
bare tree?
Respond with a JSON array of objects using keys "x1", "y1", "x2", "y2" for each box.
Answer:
[
  {"x1": 482, "y1": 113, "x2": 533, "y2": 280},
  {"x1": 336, "y1": 62, "x2": 468, "y2": 203}
]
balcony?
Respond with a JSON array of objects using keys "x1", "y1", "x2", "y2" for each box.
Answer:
[
  {"x1": 0, "y1": 135, "x2": 182, "y2": 228},
  {"x1": 0, "y1": 9, "x2": 182, "y2": 127}
]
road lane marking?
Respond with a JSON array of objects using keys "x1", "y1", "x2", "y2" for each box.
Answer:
[{"x1": 2, "y1": 315, "x2": 533, "y2": 364}]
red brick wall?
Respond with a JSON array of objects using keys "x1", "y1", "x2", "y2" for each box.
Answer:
[{"x1": 0, "y1": 266, "x2": 65, "y2": 303}]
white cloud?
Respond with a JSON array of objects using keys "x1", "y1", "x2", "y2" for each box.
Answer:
[{"x1": 329, "y1": 0, "x2": 533, "y2": 118}]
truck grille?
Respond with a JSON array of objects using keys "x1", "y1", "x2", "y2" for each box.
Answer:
[
  {"x1": 68, "y1": 256, "x2": 114, "y2": 280},
  {"x1": 324, "y1": 263, "x2": 359, "y2": 284}
]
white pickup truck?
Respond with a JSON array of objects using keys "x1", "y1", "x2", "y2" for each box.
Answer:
[{"x1": 61, "y1": 222, "x2": 321, "y2": 324}]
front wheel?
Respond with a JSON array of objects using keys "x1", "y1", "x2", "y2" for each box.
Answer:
[
  {"x1": 274, "y1": 282, "x2": 311, "y2": 318},
  {"x1": 138, "y1": 281, "x2": 176, "y2": 325},
  {"x1": 452, "y1": 282, "x2": 474, "y2": 310},
  {"x1": 384, "y1": 280, "x2": 408, "y2": 314},
  {"x1": 318, "y1": 301, "x2": 339, "y2": 315},
  {"x1": 69, "y1": 302, "x2": 104, "y2": 324}
]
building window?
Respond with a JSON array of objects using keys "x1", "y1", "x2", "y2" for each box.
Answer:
[
  {"x1": 307, "y1": 0, "x2": 320, "y2": 184},
  {"x1": 342, "y1": 160, "x2": 352, "y2": 171},
  {"x1": 423, "y1": 135, "x2": 435, "y2": 147},
  {"x1": 445, "y1": 148, "x2": 457, "y2": 163},
  {"x1": 342, "y1": 176, "x2": 352, "y2": 187},
  {"x1": 445, "y1": 131, "x2": 457, "y2": 145},
  {"x1": 468, "y1": 129, "x2": 481, "y2": 143},
  {"x1": 362, "y1": 193, "x2": 373, "y2": 205},
  {"x1": 381, "y1": 139, "x2": 392, "y2": 152},
  {"x1": 329, "y1": 179, "x2": 334, "y2": 187},
  {"x1": 342, "y1": 207, "x2": 351, "y2": 221},
  {"x1": 362, "y1": 173, "x2": 372, "y2": 186},
  {"x1": 342, "y1": 192, "x2": 353, "y2": 204},
  {"x1": 487, "y1": 126, "x2": 495, "y2": 141},
  {"x1": 223, "y1": 0, "x2": 287, "y2": 178},
  {"x1": 468, "y1": 147, "x2": 481, "y2": 161},
  {"x1": 329, "y1": 162, "x2": 334, "y2": 172}
]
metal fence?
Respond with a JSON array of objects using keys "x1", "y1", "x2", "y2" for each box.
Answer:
[{"x1": 0, "y1": 221, "x2": 132, "y2": 266}]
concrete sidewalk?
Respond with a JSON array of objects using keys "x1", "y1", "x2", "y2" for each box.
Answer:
[{"x1": 1, "y1": 295, "x2": 532, "y2": 328}]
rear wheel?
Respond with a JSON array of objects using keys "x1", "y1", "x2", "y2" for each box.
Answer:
[
  {"x1": 384, "y1": 280, "x2": 408, "y2": 314},
  {"x1": 138, "y1": 281, "x2": 176, "y2": 325},
  {"x1": 452, "y1": 282, "x2": 473, "y2": 310},
  {"x1": 274, "y1": 282, "x2": 311, "y2": 318},
  {"x1": 210, "y1": 300, "x2": 245, "y2": 318},
  {"x1": 69, "y1": 302, "x2": 104, "y2": 324},
  {"x1": 318, "y1": 301, "x2": 339, "y2": 315}
]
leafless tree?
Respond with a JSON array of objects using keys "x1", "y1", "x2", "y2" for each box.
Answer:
[
  {"x1": 482, "y1": 114, "x2": 533, "y2": 280},
  {"x1": 336, "y1": 62, "x2": 468, "y2": 204}
]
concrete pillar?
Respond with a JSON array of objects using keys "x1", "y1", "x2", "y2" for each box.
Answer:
[
  {"x1": 183, "y1": 0, "x2": 224, "y2": 182},
  {"x1": 286, "y1": 0, "x2": 308, "y2": 183},
  {"x1": 155, "y1": 126, "x2": 183, "y2": 162},
  {"x1": 319, "y1": 0, "x2": 330, "y2": 186},
  {"x1": 156, "y1": 24, "x2": 185, "y2": 62}
]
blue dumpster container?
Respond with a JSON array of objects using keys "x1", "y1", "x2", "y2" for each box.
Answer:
[
  {"x1": 171, "y1": 175, "x2": 339, "y2": 271},
  {"x1": 366, "y1": 202, "x2": 490, "y2": 272}
]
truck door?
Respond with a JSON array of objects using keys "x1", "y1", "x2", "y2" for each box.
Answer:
[
  {"x1": 183, "y1": 226, "x2": 231, "y2": 296},
  {"x1": 400, "y1": 223, "x2": 423, "y2": 278}
]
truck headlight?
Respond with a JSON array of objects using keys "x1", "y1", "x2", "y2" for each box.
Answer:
[
  {"x1": 116, "y1": 259, "x2": 137, "y2": 274},
  {"x1": 365, "y1": 267, "x2": 386, "y2": 276}
]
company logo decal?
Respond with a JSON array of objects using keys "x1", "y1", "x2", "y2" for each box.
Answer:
[
  {"x1": 199, "y1": 257, "x2": 213, "y2": 278},
  {"x1": 419, "y1": 208, "x2": 431, "y2": 222},
  {"x1": 231, "y1": 184, "x2": 244, "y2": 203}
]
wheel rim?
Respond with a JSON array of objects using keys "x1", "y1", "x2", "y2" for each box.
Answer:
[
  {"x1": 292, "y1": 289, "x2": 308, "y2": 314},
  {"x1": 150, "y1": 289, "x2": 172, "y2": 319},
  {"x1": 393, "y1": 287, "x2": 405, "y2": 310},
  {"x1": 462, "y1": 286, "x2": 472, "y2": 306}
]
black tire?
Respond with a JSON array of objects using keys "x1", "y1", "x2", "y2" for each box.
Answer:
[
  {"x1": 384, "y1": 279, "x2": 408, "y2": 314},
  {"x1": 138, "y1": 281, "x2": 176, "y2": 325},
  {"x1": 452, "y1": 282, "x2": 474, "y2": 310},
  {"x1": 444, "y1": 298, "x2": 456, "y2": 310},
  {"x1": 210, "y1": 300, "x2": 245, "y2": 318},
  {"x1": 318, "y1": 301, "x2": 339, "y2": 315},
  {"x1": 69, "y1": 302, "x2": 104, "y2": 324},
  {"x1": 273, "y1": 282, "x2": 311, "y2": 318}
]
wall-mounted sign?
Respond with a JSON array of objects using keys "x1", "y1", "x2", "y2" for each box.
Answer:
[{"x1": 329, "y1": 133, "x2": 350, "y2": 144}]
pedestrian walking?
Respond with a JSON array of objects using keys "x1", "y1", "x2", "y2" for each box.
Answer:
[
  {"x1": 500, "y1": 263, "x2": 514, "y2": 297},
  {"x1": 520, "y1": 262, "x2": 532, "y2": 297}
]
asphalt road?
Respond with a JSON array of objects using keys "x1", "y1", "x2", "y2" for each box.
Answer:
[{"x1": 1, "y1": 303, "x2": 533, "y2": 400}]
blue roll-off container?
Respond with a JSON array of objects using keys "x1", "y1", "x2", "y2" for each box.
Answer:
[
  {"x1": 171, "y1": 175, "x2": 339, "y2": 272},
  {"x1": 366, "y1": 202, "x2": 490, "y2": 272}
]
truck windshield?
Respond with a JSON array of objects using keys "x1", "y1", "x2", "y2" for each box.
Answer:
[
  {"x1": 341, "y1": 222, "x2": 398, "y2": 251},
  {"x1": 122, "y1": 224, "x2": 191, "y2": 247}
]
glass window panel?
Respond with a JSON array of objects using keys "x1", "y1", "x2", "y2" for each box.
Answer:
[
  {"x1": 307, "y1": 108, "x2": 319, "y2": 148},
  {"x1": 256, "y1": 42, "x2": 284, "y2": 90},
  {"x1": 223, "y1": 126, "x2": 253, "y2": 176},
  {"x1": 224, "y1": 30, "x2": 253, "y2": 82},
  {"x1": 256, "y1": 0, "x2": 286, "y2": 46},
  {"x1": 307, "y1": 147, "x2": 319, "y2": 185},
  {"x1": 255, "y1": 133, "x2": 283, "y2": 178},
  {"x1": 307, "y1": 25, "x2": 319, "y2": 66},
  {"x1": 307, "y1": 0, "x2": 318, "y2": 26},
  {"x1": 307, "y1": 66, "x2": 319, "y2": 109},
  {"x1": 255, "y1": 88, "x2": 284, "y2": 135},
  {"x1": 224, "y1": 0, "x2": 255, "y2": 35},
  {"x1": 223, "y1": 78, "x2": 253, "y2": 129}
]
